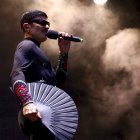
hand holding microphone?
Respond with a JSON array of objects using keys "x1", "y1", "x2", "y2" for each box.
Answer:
[
  {"x1": 58, "y1": 32, "x2": 71, "y2": 53},
  {"x1": 46, "y1": 30, "x2": 83, "y2": 43}
]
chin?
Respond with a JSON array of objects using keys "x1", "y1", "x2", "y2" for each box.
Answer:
[{"x1": 40, "y1": 36, "x2": 47, "y2": 42}]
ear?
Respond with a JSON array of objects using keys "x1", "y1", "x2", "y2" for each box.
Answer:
[{"x1": 22, "y1": 23, "x2": 30, "y2": 32}]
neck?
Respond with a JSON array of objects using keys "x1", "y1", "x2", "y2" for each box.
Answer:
[{"x1": 24, "y1": 34, "x2": 41, "y2": 47}]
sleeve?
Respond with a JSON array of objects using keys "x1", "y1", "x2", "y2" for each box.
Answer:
[
  {"x1": 10, "y1": 40, "x2": 52, "y2": 106},
  {"x1": 10, "y1": 69, "x2": 33, "y2": 106},
  {"x1": 55, "y1": 52, "x2": 68, "y2": 88},
  {"x1": 12, "y1": 80, "x2": 33, "y2": 106},
  {"x1": 10, "y1": 41, "x2": 34, "y2": 106}
]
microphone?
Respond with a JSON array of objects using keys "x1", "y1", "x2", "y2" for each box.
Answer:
[{"x1": 46, "y1": 30, "x2": 83, "y2": 42}]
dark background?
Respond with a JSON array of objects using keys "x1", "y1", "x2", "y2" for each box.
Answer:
[{"x1": 1, "y1": 0, "x2": 140, "y2": 139}]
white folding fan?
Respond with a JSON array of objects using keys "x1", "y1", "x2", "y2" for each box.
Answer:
[{"x1": 27, "y1": 82, "x2": 78, "y2": 140}]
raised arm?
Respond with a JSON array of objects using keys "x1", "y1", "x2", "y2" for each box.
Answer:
[{"x1": 55, "y1": 32, "x2": 71, "y2": 88}]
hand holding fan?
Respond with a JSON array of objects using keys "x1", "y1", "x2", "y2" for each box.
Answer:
[{"x1": 27, "y1": 82, "x2": 78, "y2": 140}]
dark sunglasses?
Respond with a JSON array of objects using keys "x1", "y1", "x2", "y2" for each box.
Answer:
[{"x1": 29, "y1": 19, "x2": 50, "y2": 26}]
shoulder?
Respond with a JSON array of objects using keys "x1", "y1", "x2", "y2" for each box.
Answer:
[
  {"x1": 16, "y1": 40, "x2": 37, "y2": 53},
  {"x1": 17, "y1": 40, "x2": 35, "y2": 49}
]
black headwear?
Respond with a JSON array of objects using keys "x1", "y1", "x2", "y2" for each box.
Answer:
[{"x1": 20, "y1": 10, "x2": 48, "y2": 30}]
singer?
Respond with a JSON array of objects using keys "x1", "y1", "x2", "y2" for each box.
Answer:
[{"x1": 10, "y1": 10, "x2": 75, "y2": 140}]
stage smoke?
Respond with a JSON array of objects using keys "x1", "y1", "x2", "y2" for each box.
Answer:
[{"x1": 1, "y1": 0, "x2": 140, "y2": 140}]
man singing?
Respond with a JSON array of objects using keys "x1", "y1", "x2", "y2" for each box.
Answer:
[{"x1": 10, "y1": 10, "x2": 71, "y2": 140}]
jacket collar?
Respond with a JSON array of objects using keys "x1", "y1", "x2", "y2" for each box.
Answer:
[{"x1": 25, "y1": 37, "x2": 40, "y2": 47}]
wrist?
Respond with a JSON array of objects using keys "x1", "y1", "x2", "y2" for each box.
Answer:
[
  {"x1": 58, "y1": 52, "x2": 68, "y2": 72},
  {"x1": 60, "y1": 51, "x2": 68, "y2": 56},
  {"x1": 59, "y1": 52, "x2": 68, "y2": 57},
  {"x1": 23, "y1": 101, "x2": 34, "y2": 107}
]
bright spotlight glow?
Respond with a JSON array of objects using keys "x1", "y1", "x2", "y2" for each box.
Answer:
[{"x1": 94, "y1": 0, "x2": 108, "y2": 5}]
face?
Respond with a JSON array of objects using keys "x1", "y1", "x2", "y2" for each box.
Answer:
[{"x1": 25, "y1": 16, "x2": 50, "y2": 42}]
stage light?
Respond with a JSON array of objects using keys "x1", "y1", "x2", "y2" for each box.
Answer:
[{"x1": 93, "y1": 0, "x2": 108, "y2": 5}]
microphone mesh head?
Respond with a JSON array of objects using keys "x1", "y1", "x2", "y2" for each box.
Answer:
[{"x1": 46, "y1": 30, "x2": 59, "y2": 39}]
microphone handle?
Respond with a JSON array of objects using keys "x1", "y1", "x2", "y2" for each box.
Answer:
[
  {"x1": 63, "y1": 36, "x2": 83, "y2": 42},
  {"x1": 46, "y1": 30, "x2": 83, "y2": 42}
]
